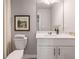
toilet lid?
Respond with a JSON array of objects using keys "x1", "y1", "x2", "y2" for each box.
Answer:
[{"x1": 7, "y1": 50, "x2": 24, "y2": 59}]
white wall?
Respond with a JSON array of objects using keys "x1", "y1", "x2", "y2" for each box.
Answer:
[
  {"x1": 38, "y1": 8, "x2": 51, "y2": 31},
  {"x1": 64, "y1": 0, "x2": 75, "y2": 32},
  {"x1": 11, "y1": 0, "x2": 37, "y2": 54}
]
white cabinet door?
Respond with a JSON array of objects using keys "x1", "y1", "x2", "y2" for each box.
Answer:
[
  {"x1": 58, "y1": 47, "x2": 75, "y2": 59},
  {"x1": 37, "y1": 46, "x2": 56, "y2": 59}
]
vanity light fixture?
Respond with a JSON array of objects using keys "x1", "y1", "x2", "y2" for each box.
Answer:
[{"x1": 41, "y1": 0, "x2": 58, "y2": 5}]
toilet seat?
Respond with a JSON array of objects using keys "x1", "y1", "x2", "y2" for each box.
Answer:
[
  {"x1": 7, "y1": 50, "x2": 24, "y2": 59},
  {"x1": 7, "y1": 50, "x2": 37, "y2": 59}
]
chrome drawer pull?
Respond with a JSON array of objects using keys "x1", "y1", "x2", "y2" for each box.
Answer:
[
  {"x1": 59, "y1": 48, "x2": 60, "y2": 56},
  {"x1": 54, "y1": 48, "x2": 55, "y2": 56}
]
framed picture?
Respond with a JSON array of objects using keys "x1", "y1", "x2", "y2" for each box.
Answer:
[{"x1": 14, "y1": 15, "x2": 30, "y2": 31}]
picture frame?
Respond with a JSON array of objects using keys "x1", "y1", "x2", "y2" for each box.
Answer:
[{"x1": 14, "y1": 15, "x2": 30, "y2": 31}]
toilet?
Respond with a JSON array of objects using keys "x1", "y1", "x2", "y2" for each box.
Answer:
[{"x1": 7, "y1": 34, "x2": 36, "y2": 59}]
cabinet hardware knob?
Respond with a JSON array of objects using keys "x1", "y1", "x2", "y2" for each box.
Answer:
[
  {"x1": 54, "y1": 48, "x2": 55, "y2": 56},
  {"x1": 59, "y1": 48, "x2": 60, "y2": 56}
]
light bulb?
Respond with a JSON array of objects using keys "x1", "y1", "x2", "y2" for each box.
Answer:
[
  {"x1": 41, "y1": 0, "x2": 57, "y2": 5},
  {"x1": 50, "y1": 0, "x2": 56, "y2": 4}
]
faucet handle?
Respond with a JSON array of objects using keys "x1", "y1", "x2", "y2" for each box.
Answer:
[{"x1": 48, "y1": 31, "x2": 52, "y2": 35}]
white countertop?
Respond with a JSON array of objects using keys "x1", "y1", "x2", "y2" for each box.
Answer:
[{"x1": 36, "y1": 31, "x2": 75, "y2": 38}]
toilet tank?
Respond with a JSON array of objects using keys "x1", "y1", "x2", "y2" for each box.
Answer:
[{"x1": 14, "y1": 34, "x2": 27, "y2": 50}]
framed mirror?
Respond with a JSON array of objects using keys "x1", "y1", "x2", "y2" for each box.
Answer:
[{"x1": 36, "y1": 0, "x2": 64, "y2": 32}]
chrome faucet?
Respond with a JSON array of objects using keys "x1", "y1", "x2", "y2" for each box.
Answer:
[{"x1": 55, "y1": 28, "x2": 59, "y2": 34}]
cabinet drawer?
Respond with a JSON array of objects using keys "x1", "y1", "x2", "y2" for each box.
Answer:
[{"x1": 37, "y1": 38, "x2": 75, "y2": 46}]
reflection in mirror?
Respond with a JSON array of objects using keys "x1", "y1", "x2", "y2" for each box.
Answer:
[{"x1": 36, "y1": 0, "x2": 64, "y2": 32}]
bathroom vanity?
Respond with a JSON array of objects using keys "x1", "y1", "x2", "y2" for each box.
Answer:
[
  {"x1": 36, "y1": 31, "x2": 75, "y2": 59},
  {"x1": 36, "y1": 0, "x2": 75, "y2": 59}
]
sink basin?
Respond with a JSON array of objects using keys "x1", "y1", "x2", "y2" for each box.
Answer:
[
  {"x1": 36, "y1": 31, "x2": 56, "y2": 38},
  {"x1": 36, "y1": 31, "x2": 56, "y2": 35}
]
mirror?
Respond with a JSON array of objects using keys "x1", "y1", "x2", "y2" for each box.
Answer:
[{"x1": 36, "y1": 0, "x2": 64, "y2": 32}]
